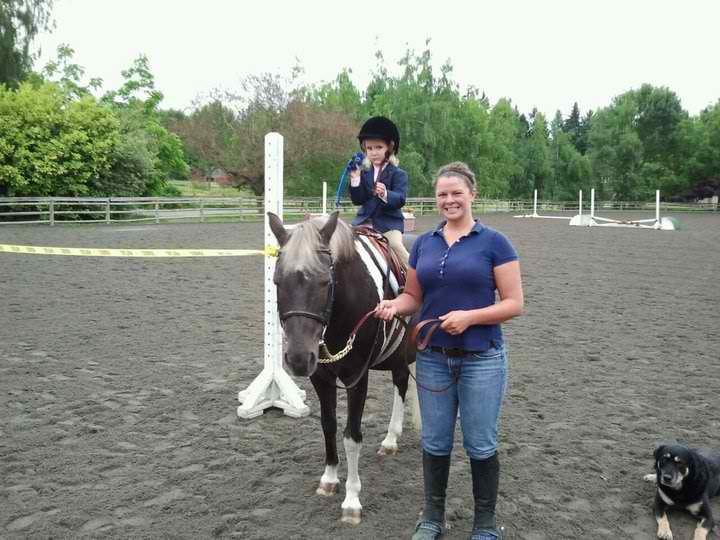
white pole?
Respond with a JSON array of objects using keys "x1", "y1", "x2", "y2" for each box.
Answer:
[
  {"x1": 590, "y1": 188, "x2": 595, "y2": 219},
  {"x1": 533, "y1": 189, "x2": 538, "y2": 217},
  {"x1": 578, "y1": 190, "x2": 583, "y2": 218},
  {"x1": 238, "y1": 132, "x2": 309, "y2": 419},
  {"x1": 322, "y1": 181, "x2": 327, "y2": 216},
  {"x1": 655, "y1": 190, "x2": 660, "y2": 223}
]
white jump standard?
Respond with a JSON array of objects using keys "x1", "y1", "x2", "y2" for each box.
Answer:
[
  {"x1": 569, "y1": 189, "x2": 678, "y2": 230},
  {"x1": 237, "y1": 133, "x2": 310, "y2": 419},
  {"x1": 514, "y1": 189, "x2": 572, "y2": 220}
]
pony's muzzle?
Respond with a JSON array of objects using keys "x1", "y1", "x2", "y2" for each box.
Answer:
[{"x1": 284, "y1": 351, "x2": 318, "y2": 377}]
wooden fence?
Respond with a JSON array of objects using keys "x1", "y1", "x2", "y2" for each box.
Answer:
[{"x1": 0, "y1": 196, "x2": 716, "y2": 226}]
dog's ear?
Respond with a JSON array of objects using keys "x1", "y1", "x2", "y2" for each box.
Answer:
[{"x1": 653, "y1": 443, "x2": 666, "y2": 461}]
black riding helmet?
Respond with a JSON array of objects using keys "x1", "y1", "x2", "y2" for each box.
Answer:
[{"x1": 357, "y1": 116, "x2": 400, "y2": 154}]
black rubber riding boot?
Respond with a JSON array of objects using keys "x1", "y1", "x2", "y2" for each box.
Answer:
[
  {"x1": 412, "y1": 450, "x2": 451, "y2": 540},
  {"x1": 469, "y1": 453, "x2": 502, "y2": 540}
]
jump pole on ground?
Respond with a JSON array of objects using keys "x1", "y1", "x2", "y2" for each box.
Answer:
[
  {"x1": 237, "y1": 132, "x2": 310, "y2": 419},
  {"x1": 569, "y1": 189, "x2": 678, "y2": 230}
]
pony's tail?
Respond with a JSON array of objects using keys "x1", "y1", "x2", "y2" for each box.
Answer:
[{"x1": 407, "y1": 362, "x2": 421, "y2": 431}]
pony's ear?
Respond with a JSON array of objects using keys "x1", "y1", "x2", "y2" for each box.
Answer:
[
  {"x1": 267, "y1": 212, "x2": 289, "y2": 246},
  {"x1": 319, "y1": 211, "x2": 339, "y2": 246}
]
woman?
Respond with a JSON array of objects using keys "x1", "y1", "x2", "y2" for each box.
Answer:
[
  {"x1": 348, "y1": 115, "x2": 410, "y2": 265},
  {"x1": 375, "y1": 162, "x2": 524, "y2": 540}
]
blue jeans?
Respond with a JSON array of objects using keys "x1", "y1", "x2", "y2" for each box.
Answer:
[{"x1": 416, "y1": 346, "x2": 508, "y2": 460}]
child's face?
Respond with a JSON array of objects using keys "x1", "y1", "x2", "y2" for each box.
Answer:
[{"x1": 362, "y1": 139, "x2": 390, "y2": 166}]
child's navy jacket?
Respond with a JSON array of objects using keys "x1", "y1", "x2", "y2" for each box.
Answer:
[{"x1": 349, "y1": 163, "x2": 408, "y2": 233}]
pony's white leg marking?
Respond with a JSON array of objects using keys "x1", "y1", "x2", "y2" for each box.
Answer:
[
  {"x1": 378, "y1": 386, "x2": 404, "y2": 455},
  {"x1": 656, "y1": 513, "x2": 673, "y2": 540},
  {"x1": 407, "y1": 362, "x2": 421, "y2": 431},
  {"x1": 341, "y1": 437, "x2": 362, "y2": 524},
  {"x1": 316, "y1": 464, "x2": 339, "y2": 496},
  {"x1": 692, "y1": 519, "x2": 708, "y2": 540}
]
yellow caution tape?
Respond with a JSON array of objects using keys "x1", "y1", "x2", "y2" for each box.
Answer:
[
  {"x1": 264, "y1": 245, "x2": 280, "y2": 257},
  {"x1": 0, "y1": 243, "x2": 280, "y2": 258}
]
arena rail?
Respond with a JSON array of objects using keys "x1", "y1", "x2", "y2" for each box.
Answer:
[{"x1": 1, "y1": 195, "x2": 715, "y2": 226}]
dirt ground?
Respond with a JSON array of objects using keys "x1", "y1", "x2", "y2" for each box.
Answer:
[{"x1": 1, "y1": 211, "x2": 719, "y2": 539}]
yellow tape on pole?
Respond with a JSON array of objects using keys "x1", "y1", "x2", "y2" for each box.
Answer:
[{"x1": 0, "y1": 244, "x2": 279, "y2": 258}]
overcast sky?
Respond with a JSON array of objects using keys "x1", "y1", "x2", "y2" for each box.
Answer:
[{"x1": 36, "y1": 0, "x2": 720, "y2": 118}]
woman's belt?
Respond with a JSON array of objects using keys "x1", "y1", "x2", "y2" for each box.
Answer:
[{"x1": 428, "y1": 346, "x2": 479, "y2": 357}]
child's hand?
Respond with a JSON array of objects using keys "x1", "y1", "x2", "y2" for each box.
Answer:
[
  {"x1": 347, "y1": 152, "x2": 364, "y2": 186},
  {"x1": 345, "y1": 152, "x2": 364, "y2": 173},
  {"x1": 349, "y1": 167, "x2": 361, "y2": 185},
  {"x1": 374, "y1": 182, "x2": 387, "y2": 199}
]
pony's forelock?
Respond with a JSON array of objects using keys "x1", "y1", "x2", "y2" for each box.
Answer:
[{"x1": 279, "y1": 216, "x2": 355, "y2": 276}]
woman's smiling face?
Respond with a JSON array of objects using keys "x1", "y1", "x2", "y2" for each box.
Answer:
[{"x1": 435, "y1": 174, "x2": 475, "y2": 222}]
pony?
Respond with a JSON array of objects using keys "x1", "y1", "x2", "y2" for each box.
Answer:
[{"x1": 268, "y1": 210, "x2": 417, "y2": 525}]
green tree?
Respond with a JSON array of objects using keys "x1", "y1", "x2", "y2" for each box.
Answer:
[
  {"x1": 563, "y1": 102, "x2": 581, "y2": 151},
  {"x1": 309, "y1": 69, "x2": 363, "y2": 119},
  {"x1": 480, "y1": 99, "x2": 522, "y2": 197},
  {"x1": 550, "y1": 109, "x2": 592, "y2": 200},
  {"x1": 0, "y1": 82, "x2": 119, "y2": 196},
  {"x1": 40, "y1": 43, "x2": 102, "y2": 99},
  {"x1": 576, "y1": 110, "x2": 593, "y2": 155},
  {"x1": 678, "y1": 101, "x2": 720, "y2": 197},
  {"x1": 588, "y1": 85, "x2": 691, "y2": 199},
  {"x1": 361, "y1": 42, "x2": 496, "y2": 196},
  {"x1": 0, "y1": 0, "x2": 53, "y2": 87},
  {"x1": 521, "y1": 110, "x2": 552, "y2": 196},
  {"x1": 101, "y1": 55, "x2": 189, "y2": 194}
]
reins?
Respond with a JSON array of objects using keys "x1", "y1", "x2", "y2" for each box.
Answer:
[{"x1": 319, "y1": 311, "x2": 456, "y2": 394}]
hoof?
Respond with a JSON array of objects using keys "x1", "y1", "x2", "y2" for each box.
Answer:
[
  {"x1": 377, "y1": 444, "x2": 399, "y2": 456},
  {"x1": 316, "y1": 482, "x2": 338, "y2": 496},
  {"x1": 341, "y1": 508, "x2": 361, "y2": 525}
]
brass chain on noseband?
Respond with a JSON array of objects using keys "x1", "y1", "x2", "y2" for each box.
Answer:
[
  {"x1": 317, "y1": 309, "x2": 376, "y2": 363},
  {"x1": 318, "y1": 337, "x2": 355, "y2": 363}
]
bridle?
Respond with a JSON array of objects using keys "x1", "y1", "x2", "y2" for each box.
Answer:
[
  {"x1": 277, "y1": 248, "x2": 335, "y2": 330},
  {"x1": 277, "y1": 248, "x2": 348, "y2": 363}
]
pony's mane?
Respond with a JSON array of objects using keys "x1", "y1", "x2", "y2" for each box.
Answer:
[{"x1": 279, "y1": 216, "x2": 356, "y2": 275}]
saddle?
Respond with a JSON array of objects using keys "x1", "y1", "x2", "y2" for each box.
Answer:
[{"x1": 353, "y1": 226, "x2": 406, "y2": 291}]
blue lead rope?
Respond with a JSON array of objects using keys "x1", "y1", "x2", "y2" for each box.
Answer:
[
  {"x1": 334, "y1": 169, "x2": 348, "y2": 208},
  {"x1": 335, "y1": 152, "x2": 365, "y2": 208}
]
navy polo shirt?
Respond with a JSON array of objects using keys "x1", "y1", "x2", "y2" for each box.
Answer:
[{"x1": 409, "y1": 220, "x2": 519, "y2": 351}]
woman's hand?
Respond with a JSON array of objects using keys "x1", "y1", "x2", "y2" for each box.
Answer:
[
  {"x1": 374, "y1": 299, "x2": 397, "y2": 321},
  {"x1": 439, "y1": 310, "x2": 473, "y2": 335}
]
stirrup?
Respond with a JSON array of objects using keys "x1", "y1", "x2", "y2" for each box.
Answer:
[
  {"x1": 470, "y1": 525, "x2": 505, "y2": 540},
  {"x1": 412, "y1": 519, "x2": 444, "y2": 540}
]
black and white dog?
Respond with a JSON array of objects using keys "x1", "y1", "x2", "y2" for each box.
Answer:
[{"x1": 644, "y1": 443, "x2": 720, "y2": 539}]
